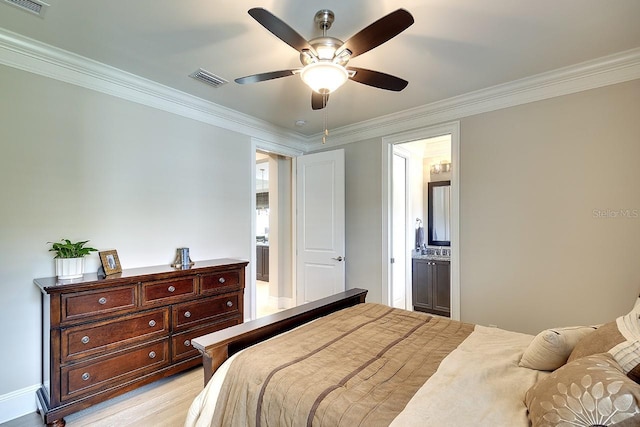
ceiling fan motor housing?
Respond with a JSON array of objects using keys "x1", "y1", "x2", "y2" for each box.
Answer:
[
  {"x1": 314, "y1": 9, "x2": 335, "y2": 31},
  {"x1": 300, "y1": 37, "x2": 349, "y2": 66}
]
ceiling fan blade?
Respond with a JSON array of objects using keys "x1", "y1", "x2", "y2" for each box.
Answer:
[
  {"x1": 235, "y1": 69, "x2": 297, "y2": 84},
  {"x1": 337, "y1": 9, "x2": 414, "y2": 59},
  {"x1": 311, "y1": 92, "x2": 329, "y2": 110},
  {"x1": 248, "y1": 8, "x2": 316, "y2": 54},
  {"x1": 348, "y1": 67, "x2": 408, "y2": 91}
]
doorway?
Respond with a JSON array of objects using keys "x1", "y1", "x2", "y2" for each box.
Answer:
[
  {"x1": 255, "y1": 150, "x2": 293, "y2": 318},
  {"x1": 383, "y1": 122, "x2": 460, "y2": 320}
]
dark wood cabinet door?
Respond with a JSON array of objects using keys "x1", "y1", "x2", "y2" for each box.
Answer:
[
  {"x1": 262, "y1": 246, "x2": 269, "y2": 281},
  {"x1": 433, "y1": 260, "x2": 451, "y2": 314},
  {"x1": 256, "y1": 246, "x2": 269, "y2": 282},
  {"x1": 256, "y1": 246, "x2": 264, "y2": 281},
  {"x1": 412, "y1": 259, "x2": 433, "y2": 311},
  {"x1": 412, "y1": 258, "x2": 450, "y2": 317}
]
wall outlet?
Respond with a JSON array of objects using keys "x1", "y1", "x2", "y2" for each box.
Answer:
[{"x1": 488, "y1": 324, "x2": 498, "y2": 328}]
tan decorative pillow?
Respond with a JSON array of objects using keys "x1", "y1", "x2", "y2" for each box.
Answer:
[
  {"x1": 568, "y1": 322, "x2": 627, "y2": 362},
  {"x1": 525, "y1": 353, "x2": 640, "y2": 426},
  {"x1": 568, "y1": 307, "x2": 640, "y2": 384},
  {"x1": 612, "y1": 413, "x2": 640, "y2": 426},
  {"x1": 520, "y1": 326, "x2": 597, "y2": 371}
]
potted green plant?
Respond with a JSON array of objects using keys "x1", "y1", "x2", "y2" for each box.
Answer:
[{"x1": 49, "y1": 239, "x2": 97, "y2": 280}]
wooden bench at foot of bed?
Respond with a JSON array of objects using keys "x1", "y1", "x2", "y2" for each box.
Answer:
[{"x1": 191, "y1": 288, "x2": 369, "y2": 385}]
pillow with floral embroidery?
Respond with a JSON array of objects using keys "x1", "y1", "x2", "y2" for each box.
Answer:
[{"x1": 525, "y1": 353, "x2": 640, "y2": 426}]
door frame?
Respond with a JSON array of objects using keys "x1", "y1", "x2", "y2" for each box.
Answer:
[
  {"x1": 391, "y1": 146, "x2": 412, "y2": 310},
  {"x1": 249, "y1": 138, "x2": 302, "y2": 321},
  {"x1": 381, "y1": 121, "x2": 461, "y2": 320}
]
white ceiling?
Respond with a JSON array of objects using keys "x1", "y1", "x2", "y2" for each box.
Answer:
[
  {"x1": 1, "y1": 0, "x2": 639, "y2": 137},
  {"x1": 400, "y1": 135, "x2": 451, "y2": 160}
]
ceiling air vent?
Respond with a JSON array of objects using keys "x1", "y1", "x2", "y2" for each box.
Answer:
[
  {"x1": 189, "y1": 68, "x2": 228, "y2": 88},
  {"x1": 3, "y1": 0, "x2": 49, "y2": 17}
]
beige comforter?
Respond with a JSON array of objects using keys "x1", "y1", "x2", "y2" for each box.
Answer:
[
  {"x1": 185, "y1": 303, "x2": 543, "y2": 427},
  {"x1": 195, "y1": 303, "x2": 472, "y2": 426}
]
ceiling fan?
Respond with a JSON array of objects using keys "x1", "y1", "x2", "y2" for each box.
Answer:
[{"x1": 235, "y1": 7, "x2": 414, "y2": 110}]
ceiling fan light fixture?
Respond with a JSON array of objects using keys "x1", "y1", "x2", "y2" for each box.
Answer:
[
  {"x1": 316, "y1": 44, "x2": 336, "y2": 60},
  {"x1": 300, "y1": 61, "x2": 348, "y2": 94}
]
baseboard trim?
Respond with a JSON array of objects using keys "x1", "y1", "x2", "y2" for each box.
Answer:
[{"x1": 0, "y1": 383, "x2": 39, "y2": 423}]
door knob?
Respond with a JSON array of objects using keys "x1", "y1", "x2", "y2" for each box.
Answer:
[{"x1": 332, "y1": 256, "x2": 344, "y2": 262}]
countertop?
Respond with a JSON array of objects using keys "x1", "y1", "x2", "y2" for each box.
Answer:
[{"x1": 412, "y1": 248, "x2": 450, "y2": 262}]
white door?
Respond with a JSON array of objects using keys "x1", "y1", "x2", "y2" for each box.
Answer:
[
  {"x1": 296, "y1": 149, "x2": 345, "y2": 304},
  {"x1": 392, "y1": 153, "x2": 407, "y2": 309}
]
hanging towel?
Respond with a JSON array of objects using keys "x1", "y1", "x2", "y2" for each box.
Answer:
[{"x1": 415, "y1": 226, "x2": 425, "y2": 250}]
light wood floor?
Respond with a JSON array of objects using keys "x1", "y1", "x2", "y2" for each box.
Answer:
[
  {"x1": 256, "y1": 280, "x2": 285, "y2": 318},
  {"x1": 2, "y1": 367, "x2": 203, "y2": 427}
]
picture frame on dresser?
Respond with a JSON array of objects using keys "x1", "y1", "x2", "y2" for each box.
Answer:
[{"x1": 99, "y1": 249, "x2": 122, "y2": 275}]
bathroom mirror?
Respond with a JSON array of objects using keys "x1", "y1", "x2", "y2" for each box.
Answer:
[{"x1": 428, "y1": 180, "x2": 451, "y2": 246}]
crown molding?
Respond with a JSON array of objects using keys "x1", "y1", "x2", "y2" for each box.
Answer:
[
  {"x1": 1, "y1": 27, "x2": 638, "y2": 155},
  {"x1": 305, "y1": 47, "x2": 640, "y2": 151},
  {"x1": 0, "y1": 28, "x2": 308, "y2": 151}
]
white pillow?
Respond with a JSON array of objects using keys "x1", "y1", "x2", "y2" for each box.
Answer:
[{"x1": 519, "y1": 325, "x2": 597, "y2": 371}]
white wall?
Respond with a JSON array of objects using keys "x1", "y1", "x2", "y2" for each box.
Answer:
[
  {"x1": 0, "y1": 64, "x2": 252, "y2": 417},
  {"x1": 409, "y1": 153, "x2": 424, "y2": 243}
]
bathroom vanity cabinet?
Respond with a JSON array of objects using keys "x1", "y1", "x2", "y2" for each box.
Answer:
[{"x1": 412, "y1": 258, "x2": 450, "y2": 317}]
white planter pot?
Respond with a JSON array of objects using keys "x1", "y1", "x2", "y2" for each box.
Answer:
[{"x1": 55, "y1": 257, "x2": 85, "y2": 280}]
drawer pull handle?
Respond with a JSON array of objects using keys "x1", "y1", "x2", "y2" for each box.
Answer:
[
  {"x1": 82, "y1": 373, "x2": 90, "y2": 381},
  {"x1": 226, "y1": 301, "x2": 233, "y2": 307},
  {"x1": 149, "y1": 351, "x2": 156, "y2": 359},
  {"x1": 81, "y1": 336, "x2": 90, "y2": 344},
  {"x1": 168, "y1": 285, "x2": 176, "y2": 293},
  {"x1": 184, "y1": 339, "x2": 191, "y2": 347},
  {"x1": 148, "y1": 320, "x2": 156, "y2": 327},
  {"x1": 98, "y1": 297, "x2": 107, "y2": 305},
  {"x1": 184, "y1": 311, "x2": 191, "y2": 318},
  {"x1": 218, "y1": 277, "x2": 225, "y2": 284}
]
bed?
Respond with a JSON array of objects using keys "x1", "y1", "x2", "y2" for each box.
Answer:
[{"x1": 185, "y1": 289, "x2": 640, "y2": 427}]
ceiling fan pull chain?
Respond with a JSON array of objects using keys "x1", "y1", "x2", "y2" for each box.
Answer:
[{"x1": 322, "y1": 95, "x2": 329, "y2": 144}]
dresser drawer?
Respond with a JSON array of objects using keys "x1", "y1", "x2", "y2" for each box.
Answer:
[
  {"x1": 142, "y1": 277, "x2": 196, "y2": 305},
  {"x1": 61, "y1": 308, "x2": 169, "y2": 362},
  {"x1": 62, "y1": 286, "x2": 137, "y2": 322},
  {"x1": 172, "y1": 318, "x2": 241, "y2": 362},
  {"x1": 172, "y1": 293, "x2": 240, "y2": 331},
  {"x1": 200, "y1": 270, "x2": 240, "y2": 294},
  {"x1": 61, "y1": 339, "x2": 169, "y2": 401}
]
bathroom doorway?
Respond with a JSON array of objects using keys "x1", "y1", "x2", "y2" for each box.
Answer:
[
  {"x1": 384, "y1": 122, "x2": 460, "y2": 320},
  {"x1": 255, "y1": 150, "x2": 293, "y2": 318}
]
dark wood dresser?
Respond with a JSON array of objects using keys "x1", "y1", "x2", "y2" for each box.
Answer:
[{"x1": 34, "y1": 258, "x2": 247, "y2": 427}]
